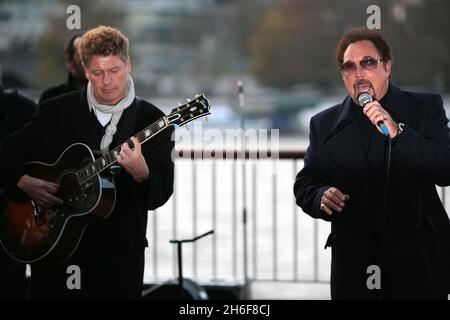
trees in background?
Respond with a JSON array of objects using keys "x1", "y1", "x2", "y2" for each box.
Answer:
[
  {"x1": 2, "y1": 0, "x2": 449, "y2": 93},
  {"x1": 247, "y1": 0, "x2": 450, "y2": 92}
]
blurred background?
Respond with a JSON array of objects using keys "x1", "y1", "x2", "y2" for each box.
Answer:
[
  {"x1": 2, "y1": 0, "x2": 450, "y2": 300},
  {"x1": 1, "y1": 0, "x2": 449, "y2": 137}
]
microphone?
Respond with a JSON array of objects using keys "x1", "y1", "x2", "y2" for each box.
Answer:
[{"x1": 358, "y1": 92, "x2": 389, "y2": 136}]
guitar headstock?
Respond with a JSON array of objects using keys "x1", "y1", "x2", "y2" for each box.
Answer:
[{"x1": 167, "y1": 94, "x2": 210, "y2": 127}]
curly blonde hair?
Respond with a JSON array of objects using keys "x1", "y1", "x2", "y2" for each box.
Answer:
[{"x1": 79, "y1": 26, "x2": 129, "y2": 66}]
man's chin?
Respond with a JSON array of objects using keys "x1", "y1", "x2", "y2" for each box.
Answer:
[{"x1": 97, "y1": 93, "x2": 120, "y2": 105}]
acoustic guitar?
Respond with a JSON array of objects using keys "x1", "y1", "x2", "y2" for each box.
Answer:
[{"x1": 0, "y1": 94, "x2": 210, "y2": 268}]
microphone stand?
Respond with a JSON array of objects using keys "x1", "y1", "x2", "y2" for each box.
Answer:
[
  {"x1": 379, "y1": 133, "x2": 392, "y2": 299},
  {"x1": 237, "y1": 80, "x2": 249, "y2": 299},
  {"x1": 169, "y1": 230, "x2": 214, "y2": 300}
]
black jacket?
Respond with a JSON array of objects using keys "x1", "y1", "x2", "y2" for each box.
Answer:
[
  {"x1": 0, "y1": 86, "x2": 36, "y2": 299},
  {"x1": 0, "y1": 88, "x2": 174, "y2": 299},
  {"x1": 0, "y1": 87, "x2": 36, "y2": 145},
  {"x1": 294, "y1": 83, "x2": 450, "y2": 299}
]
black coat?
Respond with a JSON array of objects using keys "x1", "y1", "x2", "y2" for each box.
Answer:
[
  {"x1": 0, "y1": 87, "x2": 36, "y2": 145},
  {"x1": 0, "y1": 88, "x2": 174, "y2": 299},
  {"x1": 0, "y1": 87, "x2": 36, "y2": 299},
  {"x1": 294, "y1": 83, "x2": 450, "y2": 299}
]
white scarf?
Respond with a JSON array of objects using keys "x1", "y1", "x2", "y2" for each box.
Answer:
[{"x1": 87, "y1": 75, "x2": 135, "y2": 152}]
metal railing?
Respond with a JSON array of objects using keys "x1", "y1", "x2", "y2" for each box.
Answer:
[{"x1": 144, "y1": 149, "x2": 448, "y2": 286}]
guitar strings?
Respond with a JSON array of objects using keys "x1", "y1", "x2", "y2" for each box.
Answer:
[
  {"x1": 54, "y1": 100, "x2": 205, "y2": 196},
  {"x1": 49, "y1": 100, "x2": 208, "y2": 201},
  {"x1": 50, "y1": 123, "x2": 160, "y2": 201}
]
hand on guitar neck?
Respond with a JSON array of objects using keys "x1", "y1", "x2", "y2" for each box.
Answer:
[
  {"x1": 116, "y1": 136, "x2": 149, "y2": 183},
  {"x1": 17, "y1": 175, "x2": 63, "y2": 207}
]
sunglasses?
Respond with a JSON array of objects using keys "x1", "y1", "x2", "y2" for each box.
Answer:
[{"x1": 339, "y1": 57, "x2": 383, "y2": 75}]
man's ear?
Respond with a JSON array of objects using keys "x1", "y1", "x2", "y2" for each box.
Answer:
[
  {"x1": 126, "y1": 57, "x2": 132, "y2": 73},
  {"x1": 385, "y1": 60, "x2": 392, "y2": 76},
  {"x1": 65, "y1": 58, "x2": 72, "y2": 70}
]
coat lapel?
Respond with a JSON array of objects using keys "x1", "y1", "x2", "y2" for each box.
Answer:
[
  {"x1": 323, "y1": 83, "x2": 408, "y2": 191},
  {"x1": 324, "y1": 96, "x2": 368, "y2": 183},
  {"x1": 381, "y1": 82, "x2": 408, "y2": 127}
]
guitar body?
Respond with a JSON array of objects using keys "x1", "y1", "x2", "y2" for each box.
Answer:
[
  {"x1": 0, "y1": 94, "x2": 210, "y2": 268},
  {"x1": 0, "y1": 143, "x2": 116, "y2": 267}
]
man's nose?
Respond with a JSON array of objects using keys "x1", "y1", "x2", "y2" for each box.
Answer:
[
  {"x1": 103, "y1": 72, "x2": 112, "y2": 85},
  {"x1": 354, "y1": 64, "x2": 366, "y2": 78}
]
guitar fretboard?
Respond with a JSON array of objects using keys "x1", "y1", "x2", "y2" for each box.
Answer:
[{"x1": 76, "y1": 117, "x2": 168, "y2": 184}]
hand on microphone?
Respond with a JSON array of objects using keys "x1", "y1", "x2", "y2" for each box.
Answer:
[{"x1": 362, "y1": 101, "x2": 398, "y2": 138}]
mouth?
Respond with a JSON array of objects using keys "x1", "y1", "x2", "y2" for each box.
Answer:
[
  {"x1": 356, "y1": 84, "x2": 371, "y2": 93},
  {"x1": 353, "y1": 80, "x2": 373, "y2": 97}
]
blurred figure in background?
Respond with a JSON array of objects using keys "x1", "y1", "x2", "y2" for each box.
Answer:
[
  {"x1": 0, "y1": 67, "x2": 37, "y2": 299},
  {"x1": 39, "y1": 33, "x2": 87, "y2": 103}
]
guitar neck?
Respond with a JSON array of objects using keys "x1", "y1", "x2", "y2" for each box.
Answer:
[{"x1": 76, "y1": 116, "x2": 169, "y2": 184}]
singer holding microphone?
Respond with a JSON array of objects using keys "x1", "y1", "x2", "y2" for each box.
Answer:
[{"x1": 294, "y1": 28, "x2": 450, "y2": 299}]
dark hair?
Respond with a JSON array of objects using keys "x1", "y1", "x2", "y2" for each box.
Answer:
[
  {"x1": 64, "y1": 33, "x2": 83, "y2": 62},
  {"x1": 335, "y1": 28, "x2": 392, "y2": 67}
]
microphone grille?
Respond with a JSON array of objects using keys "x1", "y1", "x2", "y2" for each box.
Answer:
[{"x1": 358, "y1": 92, "x2": 372, "y2": 107}]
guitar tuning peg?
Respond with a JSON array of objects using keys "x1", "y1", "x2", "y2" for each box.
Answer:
[
  {"x1": 194, "y1": 94, "x2": 200, "y2": 98},
  {"x1": 177, "y1": 103, "x2": 182, "y2": 106},
  {"x1": 205, "y1": 116, "x2": 209, "y2": 122}
]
